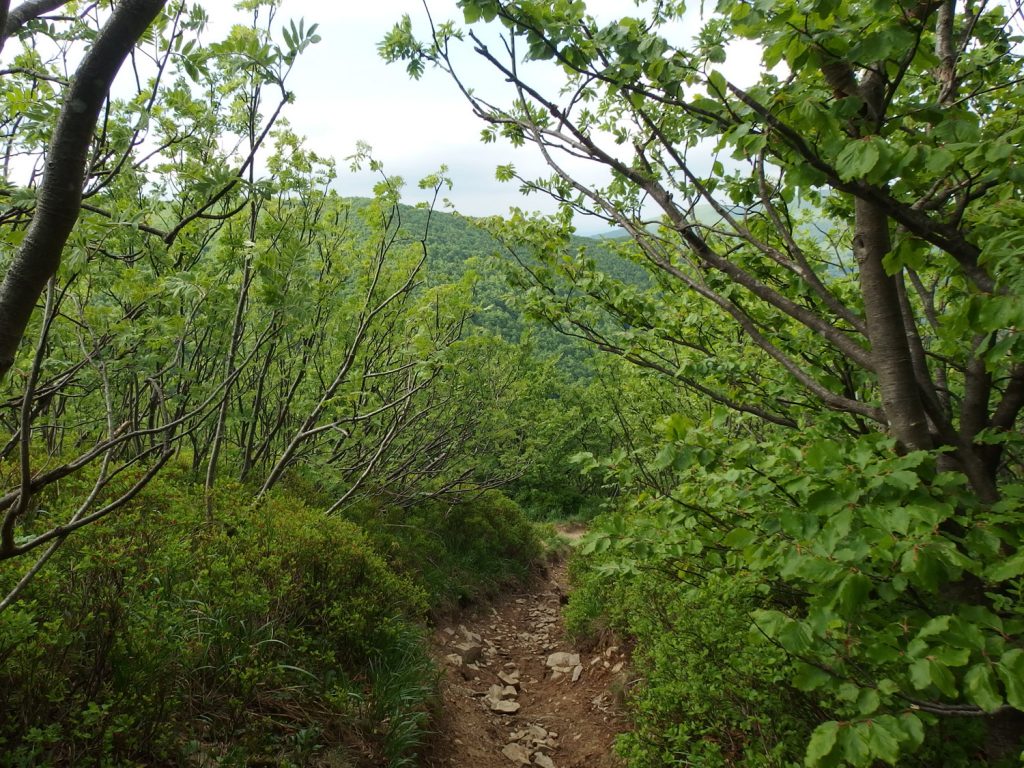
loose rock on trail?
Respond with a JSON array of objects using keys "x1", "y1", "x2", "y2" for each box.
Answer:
[{"x1": 424, "y1": 556, "x2": 627, "y2": 768}]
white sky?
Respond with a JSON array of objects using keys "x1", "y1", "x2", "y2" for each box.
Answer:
[
  {"x1": 255, "y1": 1, "x2": 762, "y2": 233},
  {"x1": 269, "y1": 1, "x2": 608, "y2": 231},
  {"x1": 275, "y1": 1, "x2": 545, "y2": 218}
]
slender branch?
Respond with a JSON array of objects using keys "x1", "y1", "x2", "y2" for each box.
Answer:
[
  {"x1": 1, "y1": 280, "x2": 56, "y2": 553},
  {"x1": 2, "y1": 0, "x2": 67, "y2": 41}
]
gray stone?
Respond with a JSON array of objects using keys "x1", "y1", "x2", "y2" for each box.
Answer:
[
  {"x1": 545, "y1": 652, "x2": 580, "y2": 672},
  {"x1": 487, "y1": 683, "x2": 507, "y2": 700},
  {"x1": 458, "y1": 624, "x2": 482, "y2": 644},
  {"x1": 523, "y1": 724, "x2": 548, "y2": 742},
  {"x1": 455, "y1": 642, "x2": 483, "y2": 665},
  {"x1": 534, "y1": 754, "x2": 555, "y2": 768},
  {"x1": 490, "y1": 699, "x2": 521, "y2": 714},
  {"x1": 502, "y1": 743, "x2": 532, "y2": 765}
]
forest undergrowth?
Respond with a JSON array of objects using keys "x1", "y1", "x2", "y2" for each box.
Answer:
[{"x1": 0, "y1": 460, "x2": 545, "y2": 767}]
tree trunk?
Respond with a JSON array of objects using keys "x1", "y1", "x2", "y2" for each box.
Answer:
[
  {"x1": 0, "y1": 0, "x2": 166, "y2": 382},
  {"x1": 853, "y1": 199, "x2": 932, "y2": 451}
]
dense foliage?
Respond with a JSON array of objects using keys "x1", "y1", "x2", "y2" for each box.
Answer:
[
  {"x1": 2, "y1": 0, "x2": 1024, "y2": 766},
  {"x1": 0, "y1": 465, "x2": 541, "y2": 766},
  {"x1": 0, "y1": 3, "x2": 604, "y2": 764},
  {"x1": 385, "y1": 0, "x2": 1024, "y2": 765}
]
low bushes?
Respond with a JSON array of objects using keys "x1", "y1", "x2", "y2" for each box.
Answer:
[
  {"x1": 566, "y1": 544, "x2": 814, "y2": 767},
  {"x1": 347, "y1": 490, "x2": 541, "y2": 613},
  {"x1": 566, "y1": 426, "x2": 1024, "y2": 767},
  {"x1": 0, "y1": 470, "x2": 540, "y2": 766}
]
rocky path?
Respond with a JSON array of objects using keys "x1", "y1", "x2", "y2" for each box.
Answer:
[{"x1": 423, "y1": 557, "x2": 627, "y2": 768}]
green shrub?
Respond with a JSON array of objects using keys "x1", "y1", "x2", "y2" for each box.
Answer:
[
  {"x1": 569, "y1": 426, "x2": 1024, "y2": 767},
  {"x1": 567, "y1": 546, "x2": 813, "y2": 767},
  {"x1": 509, "y1": 481, "x2": 605, "y2": 522},
  {"x1": 0, "y1": 471, "x2": 432, "y2": 767},
  {"x1": 346, "y1": 490, "x2": 541, "y2": 612}
]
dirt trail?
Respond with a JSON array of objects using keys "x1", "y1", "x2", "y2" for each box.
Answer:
[{"x1": 423, "y1": 550, "x2": 627, "y2": 768}]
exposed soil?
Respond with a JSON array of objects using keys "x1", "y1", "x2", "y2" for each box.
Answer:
[{"x1": 422, "y1": 549, "x2": 628, "y2": 768}]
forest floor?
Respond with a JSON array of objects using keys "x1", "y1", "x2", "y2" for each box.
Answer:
[{"x1": 422, "y1": 527, "x2": 628, "y2": 768}]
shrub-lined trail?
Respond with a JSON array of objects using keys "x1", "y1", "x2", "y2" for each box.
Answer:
[
  {"x1": 424, "y1": 554, "x2": 627, "y2": 768},
  {"x1": 6, "y1": 2, "x2": 1024, "y2": 765}
]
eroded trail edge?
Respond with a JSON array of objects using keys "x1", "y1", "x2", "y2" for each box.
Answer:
[{"x1": 424, "y1": 558, "x2": 627, "y2": 768}]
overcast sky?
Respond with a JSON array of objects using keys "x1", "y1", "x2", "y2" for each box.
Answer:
[
  {"x1": 265, "y1": 1, "x2": 596, "y2": 231},
  {"x1": 221, "y1": 1, "x2": 762, "y2": 233}
]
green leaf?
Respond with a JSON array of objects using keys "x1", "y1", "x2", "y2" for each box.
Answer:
[
  {"x1": 898, "y1": 713, "x2": 925, "y2": 748},
  {"x1": 984, "y1": 142, "x2": 1012, "y2": 162},
  {"x1": 865, "y1": 719, "x2": 901, "y2": 764},
  {"x1": 884, "y1": 469, "x2": 920, "y2": 491},
  {"x1": 985, "y1": 550, "x2": 1024, "y2": 582},
  {"x1": 805, "y1": 721, "x2": 839, "y2": 766},
  {"x1": 909, "y1": 658, "x2": 932, "y2": 690},
  {"x1": 840, "y1": 723, "x2": 872, "y2": 766},
  {"x1": 708, "y1": 69, "x2": 727, "y2": 95},
  {"x1": 929, "y1": 659, "x2": 957, "y2": 697},
  {"x1": 924, "y1": 147, "x2": 955, "y2": 173},
  {"x1": 917, "y1": 615, "x2": 951, "y2": 638},
  {"x1": 834, "y1": 572, "x2": 872, "y2": 616},
  {"x1": 997, "y1": 649, "x2": 1024, "y2": 709},
  {"x1": 819, "y1": 507, "x2": 853, "y2": 553},
  {"x1": 778, "y1": 620, "x2": 813, "y2": 653},
  {"x1": 752, "y1": 609, "x2": 787, "y2": 637},
  {"x1": 856, "y1": 688, "x2": 880, "y2": 715},
  {"x1": 723, "y1": 527, "x2": 756, "y2": 548},
  {"x1": 964, "y1": 664, "x2": 1003, "y2": 712},
  {"x1": 650, "y1": 443, "x2": 677, "y2": 470},
  {"x1": 878, "y1": 678, "x2": 899, "y2": 695},
  {"x1": 934, "y1": 645, "x2": 971, "y2": 667},
  {"x1": 805, "y1": 440, "x2": 840, "y2": 471},
  {"x1": 835, "y1": 139, "x2": 880, "y2": 181},
  {"x1": 793, "y1": 662, "x2": 832, "y2": 692}
]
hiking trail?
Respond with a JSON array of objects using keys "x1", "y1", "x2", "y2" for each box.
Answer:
[{"x1": 423, "y1": 534, "x2": 628, "y2": 768}]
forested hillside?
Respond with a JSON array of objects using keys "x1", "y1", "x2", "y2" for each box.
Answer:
[{"x1": 2, "y1": 1, "x2": 1024, "y2": 767}]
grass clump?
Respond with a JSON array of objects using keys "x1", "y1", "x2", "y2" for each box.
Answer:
[{"x1": 346, "y1": 490, "x2": 542, "y2": 614}]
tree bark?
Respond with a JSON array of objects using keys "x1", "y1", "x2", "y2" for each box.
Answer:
[
  {"x1": 0, "y1": 0, "x2": 166, "y2": 383},
  {"x1": 853, "y1": 199, "x2": 933, "y2": 451},
  {"x1": 1, "y1": 0, "x2": 67, "y2": 44},
  {"x1": 935, "y1": 0, "x2": 958, "y2": 104},
  {"x1": 0, "y1": 1, "x2": 10, "y2": 55}
]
